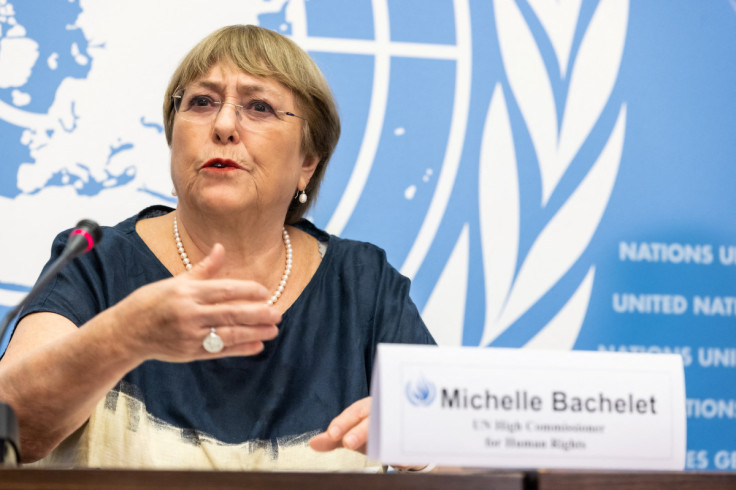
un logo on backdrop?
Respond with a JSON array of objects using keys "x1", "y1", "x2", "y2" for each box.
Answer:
[
  {"x1": 286, "y1": 0, "x2": 628, "y2": 350},
  {"x1": 468, "y1": 0, "x2": 628, "y2": 349},
  {"x1": 0, "y1": 0, "x2": 628, "y2": 354}
]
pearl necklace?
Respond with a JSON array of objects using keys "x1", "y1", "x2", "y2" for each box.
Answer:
[{"x1": 173, "y1": 216, "x2": 292, "y2": 306}]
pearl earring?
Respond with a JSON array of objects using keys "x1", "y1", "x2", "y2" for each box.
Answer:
[{"x1": 295, "y1": 189, "x2": 308, "y2": 204}]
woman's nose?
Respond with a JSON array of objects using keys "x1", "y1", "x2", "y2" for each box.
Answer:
[{"x1": 212, "y1": 102, "x2": 241, "y2": 143}]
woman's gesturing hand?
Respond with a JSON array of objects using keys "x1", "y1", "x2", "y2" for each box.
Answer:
[
  {"x1": 309, "y1": 397, "x2": 371, "y2": 454},
  {"x1": 114, "y1": 243, "x2": 281, "y2": 363},
  {"x1": 309, "y1": 397, "x2": 431, "y2": 472}
]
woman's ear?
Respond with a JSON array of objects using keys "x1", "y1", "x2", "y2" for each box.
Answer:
[{"x1": 299, "y1": 155, "x2": 320, "y2": 189}]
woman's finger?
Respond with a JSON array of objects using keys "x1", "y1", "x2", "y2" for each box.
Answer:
[
  {"x1": 199, "y1": 302, "x2": 281, "y2": 328},
  {"x1": 327, "y1": 397, "x2": 370, "y2": 441},
  {"x1": 309, "y1": 397, "x2": 371, "y2": 453},
  {"x1": 201, "y1": 340, "x2": 266, "y2": 358},
  {"x1": 341, "y1": 416, "x2": 369, "y2": 454},
  {"x1": 309, "y1": 431, "x2": 340, "y2": 452},
  {"x1": 193, "y1": 280, "x2": 271, "y2": 304},
  {"x1": 203, "y1": 324, "x2": 279, "y2": 348},
  {"x1": 186, "y1": 242, "x2": 226, "y2": 280}
]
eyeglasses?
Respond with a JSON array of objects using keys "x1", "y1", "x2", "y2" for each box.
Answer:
[{"x1": 172, "y1": 90, "x2": 305, "y2": 133}]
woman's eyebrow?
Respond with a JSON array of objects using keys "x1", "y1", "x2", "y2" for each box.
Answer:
[
  {"x1": 191, "y1": 80, "x2": 283, "y2": 99},
  {"x1": 237, "y1": 84, "x2": 280, "y2": 98},
  {"x1": 192, "y1": 80, "x2": 223, "y2": 91}
]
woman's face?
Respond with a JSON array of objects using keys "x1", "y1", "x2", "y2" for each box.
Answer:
[{"x1": 170, "y1": 62, "x2": 317, "y2": 221}]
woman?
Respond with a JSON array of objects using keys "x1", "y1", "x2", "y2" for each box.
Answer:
[{"x1": 0, "y1": 25, "x2": 433, "y2": 471}]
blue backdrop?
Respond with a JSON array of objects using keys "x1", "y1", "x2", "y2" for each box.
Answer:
[{"x1": 0, "y1": 0, "x2": 734, "y2": 471}]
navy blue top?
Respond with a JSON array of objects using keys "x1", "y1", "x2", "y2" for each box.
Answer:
[{"x1": 21, "y1": 206, "x2": 435, "y2": 446}]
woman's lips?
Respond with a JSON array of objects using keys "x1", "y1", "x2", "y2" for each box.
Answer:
[{"x1": 201, "y1": 158, "x2": 243, "y2": 170}]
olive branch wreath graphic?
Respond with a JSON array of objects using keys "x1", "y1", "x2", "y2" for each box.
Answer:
[{"x1": 479, "y1": 0, "x2": 629, "y2": 349}]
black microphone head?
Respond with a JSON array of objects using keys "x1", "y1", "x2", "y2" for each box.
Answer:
[
  {"x1": 65, "y1": 219, "x2": 103, "y2": 258},
  {"x1": 74, "y1": 219, "x2": 103, "y2": 247}
]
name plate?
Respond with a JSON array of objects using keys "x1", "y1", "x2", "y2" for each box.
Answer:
[{"x1": 367, "y1": 344, "x2": 685, "y2": 470}]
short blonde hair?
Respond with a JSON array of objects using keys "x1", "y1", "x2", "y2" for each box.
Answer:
[{"x1": 163, "y1": 25, "x2": 340, "y2": 223}]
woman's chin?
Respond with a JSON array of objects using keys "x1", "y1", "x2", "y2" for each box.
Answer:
[{"x1": 185, "y1": 191, "x2": 256, "y2": 215}]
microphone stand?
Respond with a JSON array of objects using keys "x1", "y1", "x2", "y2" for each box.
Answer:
[
  {"x1": 0, "y1": 303, "x2": 25, "y2": 466},
  {"x1": 0, "y1": 274, "x2": 43, "y2": 467},
  {"x1": 0, "y1": 219, "x2": 102, "y2": 466},
  {"x1": 0, "y1": 403, "x2": 19, "y2": 466}
]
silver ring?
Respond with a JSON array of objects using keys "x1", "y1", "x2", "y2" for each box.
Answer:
[{"x1": 203, "y1": 327, "x2": 224, "y2": 353}]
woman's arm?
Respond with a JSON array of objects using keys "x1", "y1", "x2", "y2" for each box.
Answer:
[
  {"x1": 0, "y1": 311, "x2": 141, "y2": 462},
  {"x1": 0, "y1": 244, "x2": 281, "y2": 462}
]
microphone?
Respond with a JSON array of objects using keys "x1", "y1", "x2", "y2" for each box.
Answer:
[
  {"x1": 0, "y1": 219, "x2": 102, "y2": 465},
  {"x1": 0, "y1": 219, "x2": 103, "y2": 338},
  {"x1": 63, "y1": 219, "x2": 103, "y2": 261},
  {"x1": 0, "y1": 403, "x2": 19, "y2": 466}
]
